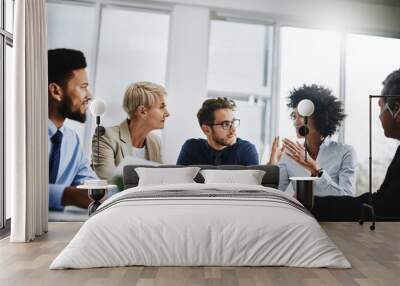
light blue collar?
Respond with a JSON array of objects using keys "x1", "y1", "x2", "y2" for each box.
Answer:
[{"x1": 48, "y1": 119, "x2": 66, "y2": 137}]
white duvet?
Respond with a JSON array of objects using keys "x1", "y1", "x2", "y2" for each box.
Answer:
[{"x1": 50, "y1": 183, "x2": 350, "y2": 269}]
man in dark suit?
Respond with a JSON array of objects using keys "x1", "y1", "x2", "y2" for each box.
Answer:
[{"x1": 312, "y1": 68, "x2": 400, "y2": 220}]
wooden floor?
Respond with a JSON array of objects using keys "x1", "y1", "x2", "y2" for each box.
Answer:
[{"x1": 0, "y1": 222, "x2": 399, "y2": 286}]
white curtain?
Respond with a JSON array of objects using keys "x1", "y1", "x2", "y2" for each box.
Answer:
[{"x1": 10, "y1": 0, "x2": 48, "y2": 242}]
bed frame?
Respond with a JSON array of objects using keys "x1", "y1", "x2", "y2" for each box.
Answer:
[{"x1": 123, "y1": 165, "x2": 280, "y2": 189}]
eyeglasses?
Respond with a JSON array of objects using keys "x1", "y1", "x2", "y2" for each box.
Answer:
[
  {"x1": 212, "y1": 119, "x2": 240, "y2": 130},
  {"x1": 380, "y1": 103, "x2": 400, "y2": 118}
]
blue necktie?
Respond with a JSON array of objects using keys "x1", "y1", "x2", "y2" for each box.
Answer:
[{"x1": 49, "y1": 130, "x2": 63, "y2": 184}]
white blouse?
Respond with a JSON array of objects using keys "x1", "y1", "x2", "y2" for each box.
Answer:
[{"x1": 131, "y1": 145, "x2": 146, "y2": 160}]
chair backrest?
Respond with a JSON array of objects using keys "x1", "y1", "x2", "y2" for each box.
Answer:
[{"x1": 123, "y1": 164, "x2": 280, "y2": 189}]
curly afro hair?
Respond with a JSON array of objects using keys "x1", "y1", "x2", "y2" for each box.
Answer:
[{"x1": 287, "y1": 84, "x2": 346, "y2": 138}]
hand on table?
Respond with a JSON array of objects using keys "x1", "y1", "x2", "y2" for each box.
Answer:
[{"x1": 62, "y1": 187, "x2": 91, "y2": 209}]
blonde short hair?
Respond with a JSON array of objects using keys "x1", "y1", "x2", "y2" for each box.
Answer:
[{"x1": 123, "y1": 81, "x2": 167, "y2": 118}]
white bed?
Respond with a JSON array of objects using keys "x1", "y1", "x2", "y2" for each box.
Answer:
[{"x1": 50, "y1": 183, "x2": 350, "y2": 269}]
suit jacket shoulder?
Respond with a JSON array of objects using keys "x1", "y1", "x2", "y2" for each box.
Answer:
[{"x1": 92, "y1": 119, "x2": 163, "y2": 180}]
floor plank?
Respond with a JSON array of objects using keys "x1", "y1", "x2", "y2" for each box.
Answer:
[{"x1": 0, "y1": 222, "x2": 399, "y2": 286}]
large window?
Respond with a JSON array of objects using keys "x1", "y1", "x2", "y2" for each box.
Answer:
[
  {"x1": 47, "y1": 1, "x2": 97, "y2": 145},
  {"x1": 279, "y1": 27, "x2": 341, "y2": 141},
  {"x1": 5, "y1": 0, "x2": 12, "y2": 32},
  {"x1": 1, "y1": 0, "x2": 14, "y2": 230},
  {"x1": 208, "y1": 19, "x2": 273, "y2": 158},
  {"x1": 47, "y1": 1, "x2": 170, "y2": 151},
  {"x1": 95, "y1": 7, "x2": 169, "y2": 127},
  {"x1": 345, "y1": 34, "x2": 400, "y2": 195}
]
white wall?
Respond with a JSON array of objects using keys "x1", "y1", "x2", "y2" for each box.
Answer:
[
  {"x1": 132, "y1": 0, "x2": 400, "y2": 35},
  {"x1": 162, "y1": 5, "x2": 210, "y2": 163}
]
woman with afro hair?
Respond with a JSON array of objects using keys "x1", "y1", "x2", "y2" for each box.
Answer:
[{"x1": 268, "y1": 84, "x2": 357, "y2": 197}]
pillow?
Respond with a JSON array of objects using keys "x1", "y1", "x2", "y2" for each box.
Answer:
[
  {"x1": 200, "y1": 169, "x2": 266, "y2": 185},
  {"x1": 135, "y1": 167, "x2": 201, "y2": 186}
]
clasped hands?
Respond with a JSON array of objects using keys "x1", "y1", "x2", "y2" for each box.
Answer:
[{"x1": 268, "y1": 136, "x2": 320, "y2": 176}]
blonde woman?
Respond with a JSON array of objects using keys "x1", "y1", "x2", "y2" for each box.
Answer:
[{"x1": 92, "y1": 81, "x2": 170, "y2": 180}]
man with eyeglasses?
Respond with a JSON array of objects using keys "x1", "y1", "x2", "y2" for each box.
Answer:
[
  {"x1": 177, "y1": 97, "x2": 259, "y2": 165},
  {"x1": 312, "y1": 68, "x2": 400, "y2": 220}
]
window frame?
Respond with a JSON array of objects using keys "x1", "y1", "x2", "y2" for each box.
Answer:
[
  {"x1": 47, "y1": 0, "x2": 172, "y2": 154},
  {"x1": 207, "y1": 16, "x2": 276, "y2": 157},
  {"x1": 0, "y1": 0, "x2": 13, "y2": 232}
]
